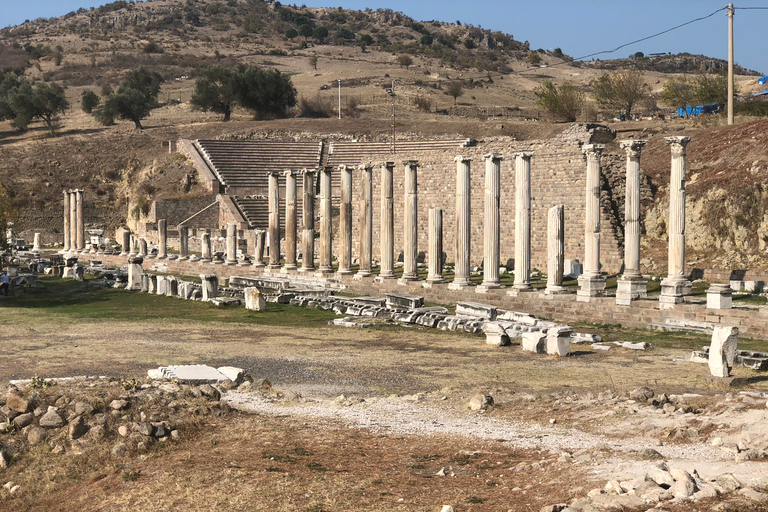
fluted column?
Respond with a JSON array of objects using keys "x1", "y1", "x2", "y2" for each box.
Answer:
[
  {"x1": 399, "y1": 160, "x2": 419, "y2": 282},
  {"x1": 449, "y1": 155, "x2": 472, "y2": 289},
  {"x1": 157, "y1": 219, "x2": 168, "y2": 259},
  {"x1": 120, "y1": 228, "x2": 130, "y2": 257},
  {"x1": 510, "y1": 151, "x2": 534, "y2": 294},
  {"x1": 69, "y1": 190, "x2": 77, "y2": 254},
  {"x1": 283, "y1": 170, "x2": 297, "y2": 271},
  {"x1": 226, "y1": 222, "x2": 237, "y2": 265},
  {"x1": 253, "y1": 230, "x2": 266, "y2": 268},
  {"x1": 337, "y1": 165, "x2": 353, "y2": 275},
  {"x1": 616, "y1": 140, "x2": 648, "y2": 305},
  {"x1": 424, "y1": 208, "x2": 445, "y2": 285},
  {"x1": 178, "y1": 225, "x2": 189, "y2": 260},
  {"x1": 76, "y1": 189, "x2": 85, "y2": 252},
  {"x1": 577, "y1": 144, "x2": 606, "y2": 301},
  {"x1": 355, "y1": 163, "x2": 374, "y2": 278},
  {"x1": 201, "y1": 232, "x2": 212, "y2": 262},
  {"x1": 545, "y1": 204, "x2": 567, "y2": 295},
  {"x1": 63, "y1": 191, "x2": 71, "y2": 252},
  {"x1": 478, "y1": 153, "x2": 502, "y2": 292},
  {"x1": 299, "y1": 169, "x2": 315, "y2": 272},
  {"x1": 377, "y1": 161, "x2": 396, "y2": 280},
  {"x1": 318, "y1": 167, "x2": 333, "y2": 274},
  {"x1": 267, "y1": 171, "x2": 281, "y2": 270},
  {"x1": 660, "y1": 136, "x2": 692, "y2": 309}
]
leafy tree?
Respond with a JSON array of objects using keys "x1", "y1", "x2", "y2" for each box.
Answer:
[
  {"x1": 0, "y1": 75, "x2": 69, "y2": 135},
  {"x1": 298, "y1": 24, "x2": 313, "y2": 41},
  {"x1": 534, "y1": 80, "x2": 584, "y2": 122},
  {"x1": 284, "y1": 28, "x2": 298, "y2": 40},
  {"x1": 81, "y1": 90, "x2": 100, "y2": 114},
  {"x1": 593, "y1": 70, "x2": 648, "y2": 118},
  {"x1": 420, "y1": 34, "x2": 433, "y2": 46},
  {"x1": 335, "y1": 28, "x2": 355, "y2": 41},
  {"x1": 190, "y1": 65, "x2": 237, "y2": 121},
  {"x1": 695, "y1": 72, "x2": 730, "y2": 106},
  {"x1": 658, "y1": 75, "x2": 694, "y2": 115},
  {"x1": 525, "y1": 53, "x2": 542, "y2": 65},
  {"x1": 359, "y1": 34, "x2": 373, "y2": 46},
  {"x1": 445, "y1": 81, "x2": 464, "y2": 105},
  {"x1": 397, "y1": 55, "x2": 413, "y2": 70},
  {"x1": 94, "y1": 67, "x2": 163, "y2": 129},
  {"x1": 29, "y1": 82, "x2": 70, "y2": 135},
  {"x1": 234, "y1": 66, "x2": 297, "y2": 120},
  {"x1": 313, "y1": 26, "x2": 329, "y2": 41}
]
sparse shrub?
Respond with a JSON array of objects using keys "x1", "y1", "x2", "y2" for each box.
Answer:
[
  {"x1": 296, "y1": 95, "x2": 333, "y2": 118},
  {"x1": 736, "y1": 101, "x2": 768, "y2": 117},
  {"x1": 525, "y1": 53, "x2": 542, "y2": 65},
  {"x1": 397, "y1": 55, "x2": 413, "y2": 69},
  {"x1": 142, "y1": 40, "x2": 164, "y2": 54},
  {"x1": 413, "y1": 95, "x2": 431, "y2": 112},
  {"x1": 343, "y1": 95, "x2": 360, "y2": 118}
]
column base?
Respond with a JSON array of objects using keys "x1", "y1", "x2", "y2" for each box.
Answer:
[
  {"x1": 282, "y1": 264, "x2": 298, "y2": 272},
  {"x1": 616, "y1": 276, "x2": 647, "y2": 306},
  {"x1": 659, "y1": 276, "x2": 690, "y2": 310},
  {"x1": 353, "y1": 272, "x2": 373, "y2": 281},
  {"x1": 157, "y1": 255, "x2": 167, "y2": 260},
  {"x1": 507, "y1": 285, "x2": 535, "y2": 297},
  {"x1": 238, "y1": 261, "x2": 250, "y2": 267},
  {"x1": 315, "y1": 268, "x2": 334, "y2": 277},
  {"x1": 264, "y1": 265, "x2": 281, "y2": 272},
  {"x1": 422, "y1": 278, "x2": 445, "y2": 289},
  {"x1": 336, "y1": 268, "x2": 354, "y2": 276},
  {"x1": 374, "y1": 274, "x2": 395, "y2": 283},
  {"x1": 252, "y1": 263, "x2": 265, "y2": 269},
  {"x1": 298, "y1": 267, "x2": 316, "y2": 274},
  {"x1": 576, "y1": 274, "x2": 606, "y2": 302},
  {"x1": 706, "y1": 284, "x2": 733, "y2": 310},
  {"x1": 189, "y1": 256, "x2": 201, "y2": 262},
  {"x1": 448, "y1": 280, "x2": 473, "y2": 291},
  {"x1": 397, "y1": 276, "x2": 418, "y2": 286},
  {"x1": 178, "y1": 256, "x2": 189, "y2": 261},
  {"x1": 119, "y1": 252, "x2": 128, "y2": 257},
  {"x1": 225, "y1": 261, "x2": 238, "y2": 266},
  {"x1": 544, "y1": 286, "x2": 569, "y2": 295}
]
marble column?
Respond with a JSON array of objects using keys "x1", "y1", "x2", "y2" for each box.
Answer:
[
  {"x1": 545, "y1": 204, "x2": 567, "y2": 295},
  {"x1": 449, "y1": 155, "x2": 472, "y2": 290},
  {"x1": 336, "y1": 165, "x2": 353, "y2": 275},
  {"x1": 253, "y1": 230, "x2": 266, "y2": 268},
  {"x1": 355, "y1": 163, "x2": 374, "y2": 278},
  {"x1": 201, "y1": 232, "x2": 212, "y2": 263},
  {"x1": 616, "y1": 140, "x2": 648, "y2": 305},
  {"x1": 424, "y1": 208, "x2": 445, "y2": 285},
  {"x1": 69, "y1": 190, "x2": 77, "y2": 253},
  {"x1": 282, "y1": 170, "x2": 298, "y2": 271},
  {"x1": 299, "y1": 169, "x2": 315, "y2": 272},
  {"x1": 399, "y1": 160, "x2": 419, "y2": 282},
  {"x1": 139, "y1": 238, "x2": 148, "y2": 257},
  {"x1": 226, "y1": 222, "x2": 237, "y2": 265},
  {"x1": 660, "y1": 136, "x2": 692, "y2": 309},
  {"x1": 318, "y1": 166, "x2": 333, "y2": 274},
  {"x1": 120, "y1": 229, "x2": 130, "y2": 256},
  {"x1": 76, "y1": 189, "x2": 85, "y2": 252},
  {"x1": 267, "y1": 171, "x2": 281, "y2": 270},
  {"x1": 33, "y1": 233, "x2": 42, "y2": 252},
  {"x1": 478, "y1": 153, "x2": 502, "y2": 292},
  {"x1": 63, "y1": 190, "x2": 71, "y2": 252},
  {"x1": 577, "y1": 144, "x2": 606, "y2": 301},
  {"x1": 377, "y1": 161, "x2": 396, "y2": 280},
  {"x1": 178, "y1": 225, "x2": 189, "y2": 260},
  {"x1": 509, "y1": 151, "x2": 534, "y2": 294},
  {"x1": 157, "y1": 219, "x2": 168, "y2": 259}
]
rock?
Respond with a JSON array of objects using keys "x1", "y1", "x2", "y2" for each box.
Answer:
[
  {"x1": 118, "y1": 425, "x2": 130, "y2": 437},
  {"x1": 39, "y1": 409, "x2": 65, "y2": 428},
  {"x1": 588, "y1": 494, "x2": 646, "y2": 509},
  {"x1": 539, "y1": 505, "x2": 568, "y2": 512},
  {"x1": 89, "y1": 425, "x2": 105, "y2": 440},
  {"x1": 0, "y1": 450, "x2": 10, "y2": 469},
  {"x1": 646, "y1": 463, "x2": 674, "y2": 488},
  {"x1": 738, "y1": 488, "x2": 768, "y2": 504},
  {"x1": 9, "y1": 485, "x2": 19, "y2": 495},
  {"x1": 198, "y1": 384, "x2": 221, "y2": 401},
  {"x1": 109, "y1": 399, "x2": 130, "y2": 411},
  {"x1": 5, "y1": 391, "x2": 28, "y2": 413},
  {"x1": 440, "y1": 506, "x2": 454, "y2": 512},
  {"x1": 469, "y1": 394, "x2": 493, "y2": 411},
  {"x1": 217, "y1": 366, "x2": 246, "y2": 384},
  {"x1": 0, "y1": 406, "x2": 18, "y2": 420},
  {"x1": 26, "y1": 426, "x2": 47, "y2": 446},
  {"x1": 672, "y1": 478, "x2": 696, "y2": 498},
  {"x1": 693, "y1": 485, "x2": 718, "y2": 500},
  {"x1": 74, "y1": 402, "x2": 94, "y2": 416},
  {"x1": 152, "y1": 422, "x2": 168, "y2": 437},
  {"x1": 51, "y1": 444, "x2": 65, "y2": 455},
  {"x1": 2, "y1": 482, "x2": 13, "y2": 491},
  {"x1": 111, "y1": 443, "x2": 127, "y2": 458},
  {"x1": 638, "y1": 448, "x2": 664, "y2": 460},
  {"x1": 629, "y1": 387, "x2": 655, "y2": 402},
  {"x1": 714, "y1": 473, "x2": 742, "y2": 494},
  {"x1": 436, "y1": 467, "x2": 446, "y2": 477},
  {"x1": 12, "y1": 412, "x2": 34, "y2": 429},
  {"x1": 604, "y1": 480, "x2": 623, "y2": 494},
  {"x1": 709, "y1": 325, "x2": 739, "y2": 378},
  {"x1": 587, "y1": 488, "x2": 603, "y2": 497},
  {"x1": 68, "y1": 416, "x2": 89, "y2": 440},
  {"x1": 522, "y1": 332, "x2": 547, "y2": 353},
  {"x1": 138, "y1": 422, "x2": 153, "y2": 436}
]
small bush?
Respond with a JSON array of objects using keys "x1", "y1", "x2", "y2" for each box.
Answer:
[
  {"x1": 736, "y1": 101, "x2": 768, "y2": 117},
  {"x1": 343, "y1": 96, "x2": 360, "y2": 118},
  {"x1": 413, "y1": 95, "x2": 431, "y2": 112},
  {"x1": 296, "y1": 96, "x2": 333, "y2": 118}
]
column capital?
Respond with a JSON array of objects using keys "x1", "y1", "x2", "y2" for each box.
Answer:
[
  {"x1": 665, "y1": 136, "x2": 691, "y2": 154},
  {"x1": 582, "y1": 144, "x2": 605, "y2": 157},
  {"x1": 357, "y1": 162, "x2": 374, "y2": 171},
  {"x1": 381, "y1": 161, "x2": 395, "y2": 169},
  {"x1": 337, "y1": 164, "x2": 353, "y2": 171},
  {"x1": 454, "y1": 155, "x2": 472, "y2": 163},
  {"x1": 619, "y1": 139, "x2": 648, "y2": 157},
  {"x1": 402, "y1": 160, "x2": 419, "y2": 168},
  {"x1": 281, "y1": 169, "x2": 298, "y2": 177},
  {"x1": 513, "y1": 151, "x2": 534, "y2": 160},
  {"x1": 299, "y1": 168, "x2": 316, "y2": 176},
  {"x1": 483, "y1": 153, "x2": 504, "y2": 161},
  {"x1": 267, "y1": 170, "x2": 281, "y2": 177}
]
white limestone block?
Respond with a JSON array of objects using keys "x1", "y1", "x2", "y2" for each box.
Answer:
[
  {"x1": 546, "y1": 326, "x2": 572, "y2": 356},
  {"x1": 244, "y1": 287, "x2": 266, "y2": 312},
  {"x1": 709, "y1": 325, "x2": 739, "y2": 378},
  {"x1": 482, "y1": 322, "x2": 510, "y2": 346},
  {"x1": 522, "y1": 332, "x2": 546, "y2": 353}
]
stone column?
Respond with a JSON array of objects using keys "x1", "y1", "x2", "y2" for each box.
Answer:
[
  {"x1": 660, "y1": 136, "x2": 692, "y2": 309},
  {"x1": 267, "y1": 172, "x2": 281, "y2": 270},
  {"x1": 33, "y1": 233, "x2": 42, "y2": 252},
  {"x1": 282, "y1": 170, "x2": 297, "y2": 271},
  {"x1": 76, "y1": 189, "x2": 85, "y2": 252},
  {"x1": 139, "y1": 238, "x2": 148, "y2": 257},
  {"x1": 253, "y1": 230, "x2": 266, "y2": 268},
  {"x1": 449, "y1": 156, "x2": 472, "y2": 290},
  {"x1": 616, "y1": 140, "x2": 648, "y2": 305},
  {"x1": 377, "y1": 161, "x2": 396, "y2": 280},
  {"x1": 424, "y1": 208, "x2": 445, "y2": 285},
  {"x1": 399, "y1": 160, "x2": 420, "y2": 282},
  {"x1": 299, "y1": 169, "x2": 315, "y2": 272},
  {"x1": 129, "y1": 235, "x2": 137, "y2": 256},
  {"x1": 355, "y1": 163, "x2": 374, "y2": 278},
  {"x1": 157, "y1": 219, "x2": 168, "y2": 259},
  {"x1": 127, "y1": 255, "x2": 143, "y2": 291},
  {"x1": 337, "y1": 165, "x2": 353, "y2": 275},
  {"x1": 577, "y1": 144, "x2": 607, "y2": 301},
  {"x1": 201, "y1": 232, "x2": 212, "y2": 263},
  {"x1": 509, "y1": 151, "x2": 534, "y2": 294},
  {"x1": 318, "y1": 166, "x2": 334, "y2": 274},
  {"x1": 120, "y1": 229, "x2": 130, "y2": 256},
  {"x1": 478, "y1": 153, "x2": 502, "y2": 292},
  {"x1": 200, "y1": 274, "x2": 218, "y2": 301},
  {"x1": 63, "y1": 190, "x2": 71, "y2": 252},
  {"x1": 545, "y1": 204, "x2": 567, "y2": 295},
  {"x1": 226, "y1": 222, "x2": 237, "y2": 265},
  {"x1": 178, "y1": 226, "x2": 189, "y2": 260},
  {"x1": 69, "y1": 190, "x2": 77, "y2": 253}
]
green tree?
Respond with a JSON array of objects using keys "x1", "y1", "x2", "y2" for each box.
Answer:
[
  {"x1": 284, "y1": 28, "x2": 298, "y2": 40},
  {"x1": 420, "y1": 34, "x2": 433, "y2": 46},
  {"x1": 234, "y1": 66, "x2": 297, "y2": 119},
  {"x1": 445, "y1": 81, "x2": 464, "y2": 105},
  {"x1": 397, "y1": 55, "x2": 413, "y2": 70},
  {"x1": 298, "y1": 24, "x2": 313, "y2": 42},
  {"x1": 534, "y1": 80, "x2": 584, "y2": 122},
  {"x1": 190, "y1": 65, "x2": 237, "y2": 121},
  {"x1": 359, "y1": 34, "x2": 373, "y2": 46},
  {"x1": 525, "y1": 53, "x2": 542, "y2": 65},
  {"x1": 695, "y1": 72, "x2": 730, "y2": 106},
  {"x1": 1, "y1": 77, "x2": 69, "y2": 135},
  {"x1": 81, "y1": 89, "x2": 100, "y2": 114},
  {"x1": 593, "y1": 69, "x2": 648, "y2": 118},
  {"x1": 313, "y1": 26, "x2": 329, "y2": 42},
  {"x1": 95, "y1": 67, "x2": 163, "y2": 129},
  {"x1": 658, "y1": 75, "x2": 694, "y2": 115},
  {"x1": 29, "y1": 82, "x2": 70, "y2": 135}
]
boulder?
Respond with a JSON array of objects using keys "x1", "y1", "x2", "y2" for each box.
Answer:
[
  {"x1": 646, "y1": 463, "x2": 674, "y2": 488},
  {"x1": 39, "y1": 409, "x2": 65, "y2": 428},
  {"x1": 26, "y1": 426, "x2": 47, "y2": 446},
  {"x1": 5, "y1": 391, "x2": 29, "y2": 413},
  {"x1": 68, "y1": 416, "x2": 89, "y2": 440},
  {"x1": 714, "y1": 473, "x2": 742, "y2": 494},
  {"x1": 12, "y1": 412, "x2": 34, "y2": 429},
  {"x1": 629, "y1": 387, "x2": 655, "y2": 402},
  {"x1": 469, "y1": 394, "x2": 494, "y2": 411},
  {"x1": 198, "y1": 384, "x2": 221, "y2": 401},
  {"x1": 110, "y1": 399, "x2": 130, "y2": 411}
]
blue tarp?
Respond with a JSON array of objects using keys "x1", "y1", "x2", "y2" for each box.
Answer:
[
  {"x1": 677, "y1": 103, "x2": 721, "y2": 117},
  {"x1": 758, "y1": 76, "x2": 768, "y2": 85}
]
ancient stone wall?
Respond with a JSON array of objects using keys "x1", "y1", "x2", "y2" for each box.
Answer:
[{"x1": 151, "y1": 195, "x2": 217, "y2": 226}]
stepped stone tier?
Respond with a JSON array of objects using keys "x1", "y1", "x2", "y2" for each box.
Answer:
[{"x1": 577, "y1": 144, "x2": 607, "y2": 302}]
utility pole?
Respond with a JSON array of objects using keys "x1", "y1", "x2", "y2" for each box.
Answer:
[
  {"x1": 388, "y1": 80, "x2": 396, "y2": 154},
  {"x1": 727, "y1": 3, "x2": 734, "y2": 125},
  {"x1": 338, "y1": 79, "x2": 341, "y2": 119}
]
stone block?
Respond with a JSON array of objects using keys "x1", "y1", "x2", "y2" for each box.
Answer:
[
  {"x1": 546, "y1": 326, "x2": 572, "y2": 356},
  {"x1": 522, "y1": 332, "x2": 546, "y2": 353},
  {"x1": 244, "y1": 287, "x2": 266, "y2": 311},
  {"x1": 385, "y1": 293, "x2": 423, "y2": 309},
  {"x1": 707, "y1": 283, "x2": 733, "y2": 310},
  {"x1": 709, "y1": 325, "x2": 739, "y2": 378},
  {"x1": 482, "y1": 322, "x2": 510, "y2": 346},
  {"x1": 200, "y1": 274, "x2": 218, "y2": 301},
  {"x1": 456, "y1": 301, "x2": 497, "y2": 320},
  {"x1": 564, "y1": 259, "x2": 582, "y2": 278}
]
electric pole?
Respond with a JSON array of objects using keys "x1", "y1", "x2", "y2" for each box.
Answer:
[
  {"x1": 727, "y1": 3, "x2": 734, "y2": 125},
  {"x1": 338, "y1": 79, "x2": 342, "y2": 120}
]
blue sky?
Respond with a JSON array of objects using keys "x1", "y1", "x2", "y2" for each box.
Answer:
[{"x1": 4, "y1": 1, "x2": 767, "y2": 75}]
